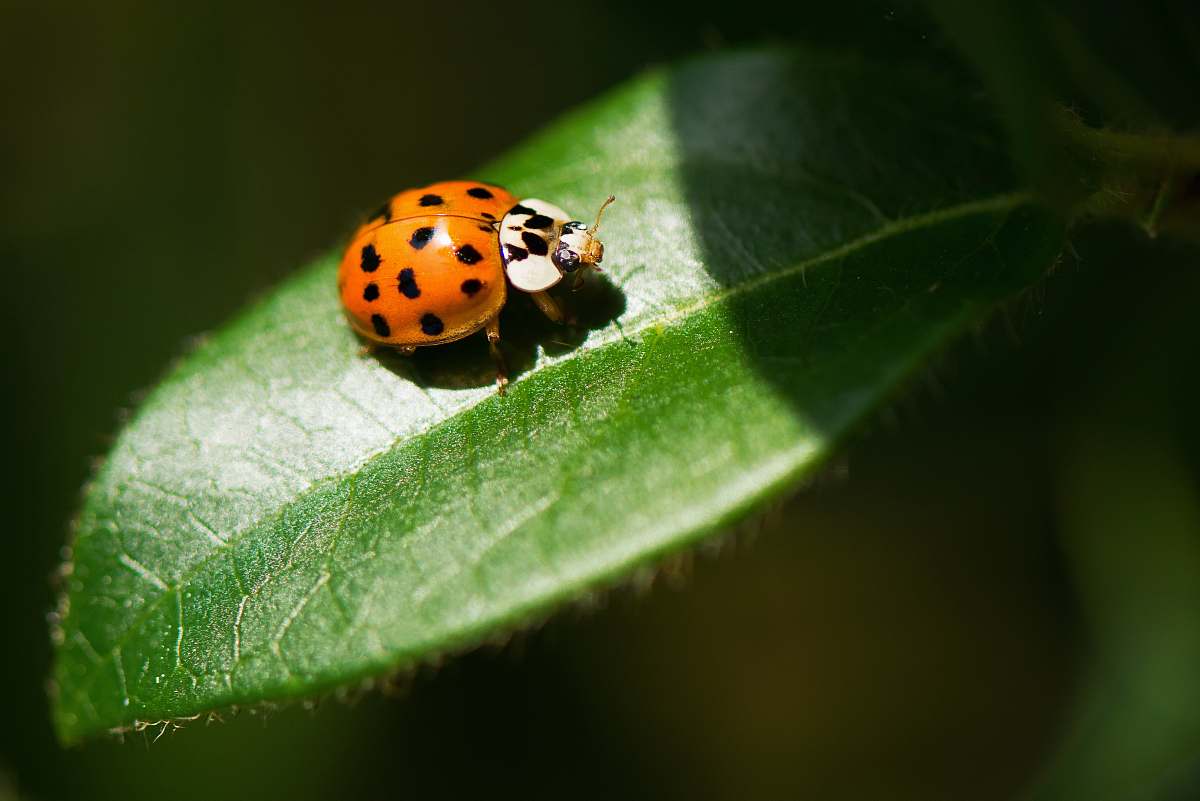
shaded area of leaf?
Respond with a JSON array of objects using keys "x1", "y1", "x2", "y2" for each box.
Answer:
[
  {"x1": 51, "y1": 48, "x2": 1064, "y2": 742},
  {"x1": 666, "y1": 49, "x2": 1036, "y2": 417},
  {"x1": 375, "y1": 278, "x2": 629, "y2": 391}
]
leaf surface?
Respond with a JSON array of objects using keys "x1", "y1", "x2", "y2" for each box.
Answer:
[{"x1": 52, "y1": 48, "x2": 1064, "y2": 741}]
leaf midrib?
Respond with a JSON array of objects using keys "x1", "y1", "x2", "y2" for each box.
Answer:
[{"x1": 70, "y1": 189, "x2": 1032, "y2": 702}]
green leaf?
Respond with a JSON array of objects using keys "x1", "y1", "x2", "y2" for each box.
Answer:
[{"x1": 52, "y1": 47, "x2": 1064, "y2": 742}]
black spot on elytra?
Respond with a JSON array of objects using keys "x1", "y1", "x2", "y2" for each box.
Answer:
[
  {"x1": 362, "y1": 282, "x2": 380, "y2": 301},
  {"x1": 371, "y1": 313, "x2": 390, "y2": 337},
  {"x1": 478, "y1": 224, "x2": 494, "y2": 233},
  {"x1": 360, "y1": 243, "x2": 381, "y2": 272},
  {"x1": 368, "y1": 202, "x2": 391, "y2": 223},
  {"x1": 521, "y1": 231, "x2": 549, "y2": 256},
  {"x1": 418, "y1": 194, "x2": 444, "y2": 206},
  {"x1": 420, "y1": 313, "x2": 445, "y2": 336},
  {"x1": 480, "y1": 212, "x2": 496, "y2": 220},
  {"x1": 410, "y1": 227, "x2": 435, "y2": 249},
  {"x1": 524, "y1": 214, "x2": 553, "y2": 229},
  {"x1": 397, "y1": 268, "x2": 420, "y2": 299},
  {"x1": 460, "y1": 278, "x2": 483, "y2": 296},
  {"x1": 503, "y1": 244, "x2": 528, "y2": 262},
  {"x1": 455, "y1": 244, "x2": 483, "y2": 264},
  {"x1": 508, "y1": 204, "x2": 537, "y2": 217},
  {"x1": 467, "y1": 186, "x2": 494, "y2": 199}
]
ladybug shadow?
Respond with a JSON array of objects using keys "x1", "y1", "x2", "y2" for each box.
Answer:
[{"x1": 372, "y1": 273, "x2": 627, "y2": 391}]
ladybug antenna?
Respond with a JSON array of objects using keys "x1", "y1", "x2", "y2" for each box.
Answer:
[{"x1": 588, "y1": 195, "x2": 616, "y2": 236}]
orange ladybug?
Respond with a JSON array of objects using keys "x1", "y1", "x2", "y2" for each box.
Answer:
[{"x1": 337, "y1": 180, "x2": 613, "y2": 392}]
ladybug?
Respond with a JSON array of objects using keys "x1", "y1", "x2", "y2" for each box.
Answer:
[{"x1": 338, "y1": 180, "x2": 614, "y2": 392}]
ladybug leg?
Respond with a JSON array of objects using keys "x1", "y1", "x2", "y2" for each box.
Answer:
[
  {"x1": 485, "y1": 315, "x2": 509, "y2": 395},
  {"x1": 530, "y1": 291, "x2": 563, "y2": 322},
  {"x1": 570, "y1": 265, "x2": 601, "y2": 292},
  {"x1": 531, "y1": 291, "x2": 576, "y2": 326}
]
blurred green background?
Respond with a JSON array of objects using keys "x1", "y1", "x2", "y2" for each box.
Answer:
[{"x1": 3, "y1": 1, "x2": 1198, "y2": 799}]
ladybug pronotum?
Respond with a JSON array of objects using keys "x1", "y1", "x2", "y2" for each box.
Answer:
[{"x1": 337, "y1": 180, "x2": 614, "y2": 393}]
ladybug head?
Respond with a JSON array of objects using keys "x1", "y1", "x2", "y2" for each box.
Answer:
[
  {"x1": 553, "y1": 195, "x2": 614, "y2": 277},
  {"x1": 580, "y1": 194, "x2": 614, "y2": 266}
]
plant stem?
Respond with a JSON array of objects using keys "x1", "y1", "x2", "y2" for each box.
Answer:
[{"x1": 1057, "y1": 108, "x2": 1200, "y2": 171}]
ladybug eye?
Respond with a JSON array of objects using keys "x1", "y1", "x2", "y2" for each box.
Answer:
[{"x1": 553, "y1": 242, "x2": 581, "y2": 273}]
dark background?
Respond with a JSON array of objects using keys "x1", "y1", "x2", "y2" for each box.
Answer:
[{"x1": 3, "y1": 1, "x2": 1198, "y2": 799}]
